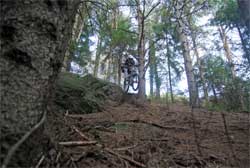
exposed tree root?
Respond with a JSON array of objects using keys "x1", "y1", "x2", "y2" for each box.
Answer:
[{"x1": 2, "y1": 111, "x2": 47, "y2": 168}]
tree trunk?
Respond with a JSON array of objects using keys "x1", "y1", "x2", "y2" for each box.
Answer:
[
  {"x1": 118, "y1": 55, "x2": 122, "y2": 86},
  {"x1": 154, "y1": 64, "x2": 161, "y2": 99},
  {"x1": 113, "y1": 56, "x2": 118, "y2": 84},
  {"x1": 137, "y1": 1, "x2": 146, "y2": 100},
  {"x1": 237, "y1": 0, "x2": 250, "y2": 33},
  {"x1": 149, "y1": 39, "x2": 155, "y2": 97},
  {"x1": 167, "y1": 46, "x2": 174, "y2": 103},
  {"x1": 211, "y1": 84, "x2": 218, "y2": 103},
  {"x1": 93, "y1": 36, "x2": 102, "y2": 77},
  {"x1": 106, "y1": 58, "x2": 112, "y2": 82},
  {"x1": 190, "y1": 32, "x2": 208, "y2": 102},
  {"x1": 62, "y1": 2, "x2": 85, "y2": 72},
  {"x1": 236, "y1": 24, "x2": 250, "y2": 65},
  {"x1": 218, "y1": 26, "x2": 236, "y2": 78},
  {"x1": 0, "y1": 0, "x2": 80, "y2": 165},
  {"x1": 176, "y1": 0, "x2": 199, "y2": 107}
]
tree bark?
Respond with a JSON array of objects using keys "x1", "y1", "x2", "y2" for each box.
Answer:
[
  {"x1": 236, "y1": 24, "x2": 250, "y2": 65},
  {"x1": 137, "y1": 0, "x2": 146, "y2": 100},
  {"x1": 149, "y1": 45, "x2": 154, "y2": 97},
  {"x1": 218, "y1": 26, "x2": 236, "y2": 78},
  {"x1": 237, "y1": 0, "x2": 250, "y2": 33},
  {"x1": 118, "y1": 55, "x2": 122, "y2": 86},
  {"x1": 166, "y1": 44, "x2": 174, "y2": 103},
  {"x1": 154, "y1": 64, "x2": 161, "y2": 99},
  {"x1": 62, "y1": 2, "x2": 85, "y2": 72},
  {"x1": 175, "y1": 1, "x2": 199, "y2": 107},
  {"x1": 190, "y1": 32, "x2": 208, "y2": 102},
  {"x1": 93, "y1": 36, "x2": 102, "y2": 77},
  {"x1": 0, "y1": 0, "x2": 80, "y2": 164}
]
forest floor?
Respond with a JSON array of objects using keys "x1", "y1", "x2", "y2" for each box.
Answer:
[{"x1": 40, "y1": 101, "x2": 249, "y2": 168}]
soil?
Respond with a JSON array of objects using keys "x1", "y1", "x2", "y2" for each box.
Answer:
[{"x1": 36, "y1": 101, "x2": 249, "y2": 168}]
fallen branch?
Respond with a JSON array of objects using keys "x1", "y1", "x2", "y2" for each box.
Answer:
[
  {"x1": 140, "y1": 138, "x2": 169, "y2": 142},
  {"x1": 114, "y1": 144, "x2": 139, "y2": 151},
  {"x1": 104, "y1": 148, "x2": 146, "y2": 168},
  {"x1": 94, "y1": 126, "x2": 116, "y2": 133},
  {"x1": 35, "y1": 155, "x2": 45, "y2": 168},
  {"x1": 71, "y1": 126, "x2": 90, "y2": 141},
  {"x1": 2, "y1": 111, "x2": 47, "y2": 168},
  {"x1": 119, "y1": 119, "x2": 189, "y2": 130},
  {"x1": 66, "y1": 114, "x2": 96, "y2": 119},
  {"x1": 59, "y1": 141, "x2": 97, "y2": 146}
]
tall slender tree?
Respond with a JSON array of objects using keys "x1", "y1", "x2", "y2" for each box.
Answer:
[{"x1": 174, "y1": 0, "x2": 199, "y2": 106}]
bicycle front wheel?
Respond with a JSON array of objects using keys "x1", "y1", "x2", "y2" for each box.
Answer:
[{"x1": 132, "y1": 74, "x2": 139, "y2": 91}]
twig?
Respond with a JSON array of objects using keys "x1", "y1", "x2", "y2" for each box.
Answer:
[
  {"x1": 2, "y1": 111, "x2": 47, "y2": 168},
  {"x1": 35, "y1": 155, "x2": 45, "y2": 168},
  {"x1": 104, "y1": 148, "x2": 146, "y2": 168},
  {"x1": 55, "y1": 152, "x2": 61, "y2": 163},
  {"x1": 140, "y1": 138, "x2": 169, "y2": 142},
  {"x1": 59, "y1": 141, "x2": 97, "y2": 146},
  {"x1": 114, "y1": 144, "x2": 139, "y2": 151},
  {"x1": 71, "y1": 126, "x2": 90, "y2": 141}
]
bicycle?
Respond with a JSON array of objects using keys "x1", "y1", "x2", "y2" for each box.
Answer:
[{"x1": 123, "y1": 66, "x2": 140, "y2": 93}]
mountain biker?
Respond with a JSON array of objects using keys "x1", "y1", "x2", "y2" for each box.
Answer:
[{"x1": 121, "y1": 56, "x2": 136, "y2": 77}]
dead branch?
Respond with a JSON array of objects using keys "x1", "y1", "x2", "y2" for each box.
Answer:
[
  {"x1": 104, "y1": 147, "x2": 146, "y2": 168},
  {"x1": 114, "y1": 144, "x2": 139, "y2": 151},
  {"x1": 140, "y1": 138, "x2": 169, "y2": 142},
  {"x1": 119, "y1": 119, "x2": 189, "y2": 130},
  {"x1": 2, "y1": 111, "x2": 47, "y2": 168},
  {"x1": 66, "y1": 114, "x2": 97, "y2": 120},
  {"x1": 35, "y1": 155, "x2": 45, "y2": 168},
  {"x1": 94, "y1": 126, "x2": 116, "y2": 133},
  {"x1": 59, "y1": 141, "x2": 97, "y2": 146},
  {"x1": 71, "y1": 126, "x2": 90, "y2": 141}
]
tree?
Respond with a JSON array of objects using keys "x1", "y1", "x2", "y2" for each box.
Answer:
[
  {"x1": 237, "y1": 0, "x2": 250, "y2": 32},
  {"x1": 149, "y1": 38, "x2": 161, "y2": 99},
  {"x1": 213, "y1": 0, "x2": 250, "y2": 65},
  {"x1": 188, "y1": 17, "x2": 209, "y2": 102},
  {"x1": 132, "y1": 0, "x2": 160, "y2": 100},
  {"x1": 62, "y1": 2, "x2": 86, "y2": 71},
  {"x1": 174, "y1": 0, "x2": 199, "y2": 106},
  {"x1": 0, "y1": 0, "x2": 81, "y2": 166}
]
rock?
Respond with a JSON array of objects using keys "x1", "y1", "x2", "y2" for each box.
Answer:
[{"x1": 54, "y1": 72, "x2": 124, "y2": 114}]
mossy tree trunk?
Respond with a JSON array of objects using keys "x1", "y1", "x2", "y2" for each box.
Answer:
[{"x1": 0, "y1": 0, "x2": 80, "y2": 162}]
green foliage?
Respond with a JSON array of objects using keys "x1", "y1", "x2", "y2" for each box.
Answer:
[
  {"x1": 111, "y1": 16, "x2": 136, "y2": 48},
  {"x1": 203, "y1": 56, "x2": 231, "y2": 89},
  {"x1": 213, "y1": 0, "x2": 240, "y2": 28},
  {"x1": 222, "y1": 78, "x2": 250, "y2": 111},
  {"x1": 73, "y1": 25, "x2": 93, "y2": 72}
]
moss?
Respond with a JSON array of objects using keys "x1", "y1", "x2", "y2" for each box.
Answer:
[{"x1": 54, "y1": 72, "x2": 123, "y2": 114}]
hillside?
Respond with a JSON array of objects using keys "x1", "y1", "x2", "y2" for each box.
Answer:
[{"x1": 38, "y1": 74, "x2": 249, "y2": 168}]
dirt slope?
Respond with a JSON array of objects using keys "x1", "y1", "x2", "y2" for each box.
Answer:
[{"x1": 40, "y1": 102, "x2": 249, "y2": 168}]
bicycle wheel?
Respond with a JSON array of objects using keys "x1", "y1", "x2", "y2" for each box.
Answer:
[
  {"x1": 132, "y1": 74, "x2": 139, "y2": 91},
  {"x1": 123, "y1": 78, "x2": 130, "y2": 93}
]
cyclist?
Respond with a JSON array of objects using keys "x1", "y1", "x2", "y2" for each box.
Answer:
[{"x1": 121, "y1": 56, "x2": 136, "y2": 77}]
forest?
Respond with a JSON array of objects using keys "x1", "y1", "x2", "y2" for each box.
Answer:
[{"x1": 0, "y1": 0, "x2": 249, "y2": 167}]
